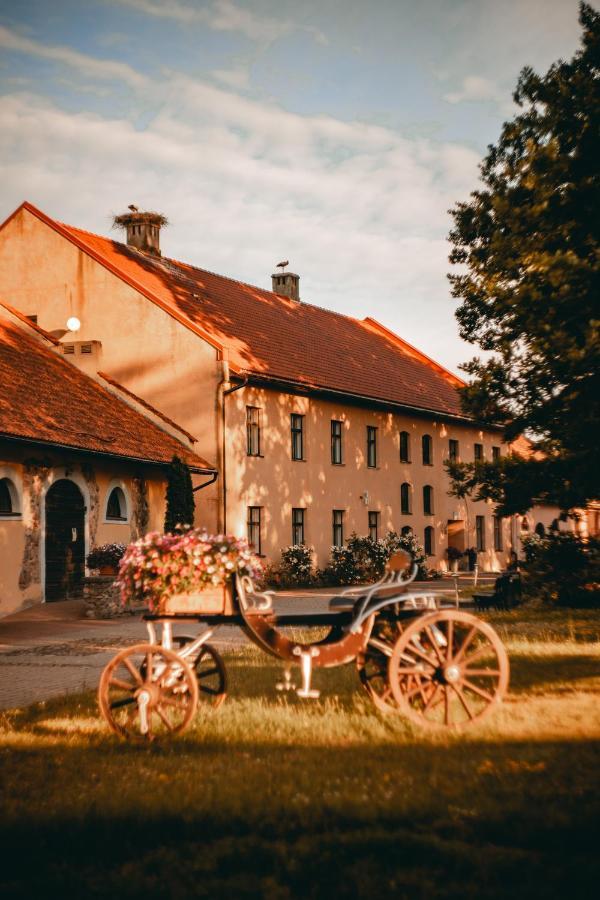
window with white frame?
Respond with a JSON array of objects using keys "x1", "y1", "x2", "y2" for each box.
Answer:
[
  {"x1": 0, "y1": 477, "x2": 19, "y2": 516},
  {"x1": 106, "y1": 486, "x2": 128, "y2": 521}
]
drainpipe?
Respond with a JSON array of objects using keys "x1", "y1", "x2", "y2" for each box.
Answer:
[
  {"x1": 219, "y1": 359, "x2": 248, "y2": 534},
  {"x1": 192, "y1": 472, "x2": 218, "y2": 493}
]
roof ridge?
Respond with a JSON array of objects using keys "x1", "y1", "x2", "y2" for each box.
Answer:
[
  {"x1": 64, "y1": 221, "x2": 364, "y2": 325},
  {"x1": 0, "y1": 299, "x2": 60, "y2": 345}
]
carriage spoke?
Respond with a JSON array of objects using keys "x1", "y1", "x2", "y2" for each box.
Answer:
[
  {"x1": 423, "y1": 683, "x2": 441, "y2": 713},
  {"x1": 110, "y1": 696, "x2": 136, "y2": 710},
  {"x1": 406, "y1": 642, "x2": 438, "y2": 667},
  {"x1": 451, "y1": 683, "x2": 475, "y2": 720},
  {"x1": 452, "y1": 626, "x2": 477, "y2": 664},
  {"x1": 110, "y1": 676, "x2": 136, "y2": 692},
  {"x1": 462, "y1": 678, "x2": 495, "y2": 702},
  {"x1": 424, "y1": 625, "x2": 446, "y2": 664},
  {"x1": 464, "y1": 668, "x2": 501, "y2": 677},
  {"x1": 463, "y1": 644, "x2": 494, "y2": 667},
  {"x1": 156, "y1": 705, "x2": 175, "y2": 731},
  {"x1": 197, "y1": 666, "x2": 219, "y2": 679},
  {"x1": 446, "y1": 619, "x2": 454, "y2": 662},
  {"x1": 123, "y1": 657, "x2": 143, "y2": 685}
]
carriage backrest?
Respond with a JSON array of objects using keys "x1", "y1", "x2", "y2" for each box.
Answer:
[{"x1": 385, "y1": 550, "x2": 412, "y2": 574}]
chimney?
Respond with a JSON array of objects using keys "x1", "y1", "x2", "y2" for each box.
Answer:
[
  {"x1": 271, "y1": 265, "x2": 300, "y2": 301},
  {"x1": 112, "y1": 206, "x2": 167, "y2": 256}
]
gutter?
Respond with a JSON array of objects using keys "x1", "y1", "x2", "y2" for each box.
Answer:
[
  {"x1": 240, "y1": 372, "x2": 503, "y2": 431},
  {"x1": 0, "y1": 432, "x2": 217, "y2": 475}
]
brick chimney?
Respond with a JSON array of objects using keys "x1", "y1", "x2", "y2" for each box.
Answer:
[
  {"x1": 112, "y1": 207, "x2": 167, "y2": 256},
  {"x1": 271, "y1": 266, "x2": 300, "y2": 301}
]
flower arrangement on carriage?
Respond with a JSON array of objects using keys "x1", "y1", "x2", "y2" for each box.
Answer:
[{"x1": 117, "y1": 529, "x2": 263, "y2": 614}]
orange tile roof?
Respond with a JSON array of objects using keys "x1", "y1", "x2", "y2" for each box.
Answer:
[
  {"x1": 11, "y1": 203, "x2": 467, "y2": 419},
  {"x1": 0, "y1": 315, "x2": 215, "y2": 472}
]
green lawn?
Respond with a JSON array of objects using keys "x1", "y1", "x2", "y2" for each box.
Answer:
[{"x1": 1, "y1": 609, "x2": 599, "y2": 899}]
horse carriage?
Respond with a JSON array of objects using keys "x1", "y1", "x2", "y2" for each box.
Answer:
[{"x1": 99, "y1": 548, "x2": 509, "y2": 740}]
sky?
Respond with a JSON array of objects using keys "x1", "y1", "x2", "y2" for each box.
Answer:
[{"x1": 0, "y1": 0, "x2": 588, "y2": 374}]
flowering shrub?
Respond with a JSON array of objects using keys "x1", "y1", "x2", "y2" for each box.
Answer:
[
  {"x1": 279, "y1": 545, "x2": 314, "y2": 586},
  {"x1": 117, "y1": 530, "x2": 263, "y2": 611},
  {"x1": 87, "y1": 543, "x2": 127, "y2": 570}
]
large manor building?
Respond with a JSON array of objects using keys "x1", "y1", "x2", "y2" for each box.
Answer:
[{"x1": 0, "y1": 202, "x2": 573, "y2": 614}]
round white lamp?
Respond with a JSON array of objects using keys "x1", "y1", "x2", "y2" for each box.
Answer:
[{"x1": 66, "y1": 316, "x2": 81, "y2": 333}]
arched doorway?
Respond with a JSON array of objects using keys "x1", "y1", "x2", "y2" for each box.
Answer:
[{"x1": 45, "y1": 479, "x2": 85, "y2": 601}]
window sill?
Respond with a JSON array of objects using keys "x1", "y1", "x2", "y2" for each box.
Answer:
[
  {"x1": 246, "y1": 454, "x2": 264, "y2": 459},
  {"x1": 104, "y1": 518, "x2": 129, "y2": 525},
  {"x1": 0, "y1": 513, "x2": 21, "y2": 520},
  {"x1": 292, "y1": 458, "x2": 308, "y2": 463}
]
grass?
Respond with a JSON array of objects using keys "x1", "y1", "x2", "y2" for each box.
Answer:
[{"x1": 1, "y1": 609, "x2": 599, "y2": 899}]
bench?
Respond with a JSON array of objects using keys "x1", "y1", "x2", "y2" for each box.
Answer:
[{"x1": 473, "y1": 573, "x2": 522, "y2": 611}]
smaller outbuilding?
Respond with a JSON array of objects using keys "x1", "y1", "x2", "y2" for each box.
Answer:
[{"x1": 0, "y1": 305, "x2": 216, "y2": 617}]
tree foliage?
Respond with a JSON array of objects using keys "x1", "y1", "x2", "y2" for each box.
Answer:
[
  {"x1": 448, "y1": 3, "x2": 600, "y2": 514},
  {"x1": 164, "y1": 455, "x2": 195, "y2": 533}
]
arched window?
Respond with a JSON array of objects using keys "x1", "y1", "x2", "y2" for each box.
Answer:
[
  {"x1": 521, "y1": 517, "x2": 530, "y2": 532},
  {"x1": 422, "y1": 434, "x2": 433, "y2": 465},
  {"x1": 550, "y1": 518, "x2": 560, "y2": 531},
  {"x1": 423, "y1": 485, "x2": 434, "y2": 515},
  {"x1": 400, "y1": 482, "x2": 412, "y2": 515},
  {"x1": 401, "y1": 525, "x2": 412, "y2": 537},
  {"x1": 399, "y1": 431, "x2": 410, "y2": 463},
  {"x1": 535, "y1": 522, "x2": 546, "y2": 537},
  {"x1": 0, "y1": 477, "x2": 19, "y2": 516},
  {"x1": 424, "y1": 526, "x2": 434, "y2": 556},
  {"x1": 106, "y1": 486, "x2": 127, "y2": 521}
]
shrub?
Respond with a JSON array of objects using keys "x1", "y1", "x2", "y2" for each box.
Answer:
[
  {"x1": 278, "y1": 545, "x2": 315, "y2": 587},
  {"x1": 87, "y1": 543, "x2": 127, "y2": 570},
  {"x1": 164, "y1": 455, "x2": 195, "y2": 533},
  {"x1": 325, "y1": 546, "x2": 359, "y2": 585},
  {"x1": 521, "y1": 532, "x2": 600, "y2": 607}
]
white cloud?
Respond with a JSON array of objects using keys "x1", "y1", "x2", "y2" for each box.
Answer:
[
  {"x1": 113, "y1": 0, "x2": 312, "y2": 44},
  {"x1": 0, "y1": 57, "x2": 480, "y2": 372},
  {"x1": 210, "y1": 65, "x2": 251, "y2": 90},
  {"x1": 444, "y1": 75, "x2": 501, "y2": 105},
  {"x1": 0, "y1": 25, "x2": 147, "y2": 89}
]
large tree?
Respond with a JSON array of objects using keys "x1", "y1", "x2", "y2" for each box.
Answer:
[{"x1": 448, "y1": 2, "x2": 599, "y2": 516}]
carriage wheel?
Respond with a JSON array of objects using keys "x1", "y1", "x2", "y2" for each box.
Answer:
[
  {"x1": 173, "y1": 637, "x2": 227, "y2": 709},
  {"x1": 98, "y1": 643, "x2": 198, "y2": 740},
  {"x1": 388, "y1": 610, "x2": 509, "y2": 730},
  {"x1": 356, "y1": 611, "x2": 407, "y2": 713}
]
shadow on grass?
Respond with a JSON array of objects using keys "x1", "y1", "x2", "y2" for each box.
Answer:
[
  {"x1": 1, "y1": 738, "x2": 599, "y2": 899},
  {"x1": 508, "y1": 653, "x2": 600, "y2": 693}
]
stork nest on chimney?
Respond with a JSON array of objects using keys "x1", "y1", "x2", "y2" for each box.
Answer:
[{"x1": 112, "y1": 211, "x2": 169, "y2": 230}]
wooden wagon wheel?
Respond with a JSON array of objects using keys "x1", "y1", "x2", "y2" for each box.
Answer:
[
  {"x1": 388, "y1": 610, "x2": 509, "y2": 730},
  {"x1": 173, "y1": 636, "x2": 227, "y2": 709},
  {"x1": 356, "y1": 610, "x2": 407, "y2": 713},
  {"x1": 98, "y1": 643, "x2": 198, "y2": 740}
]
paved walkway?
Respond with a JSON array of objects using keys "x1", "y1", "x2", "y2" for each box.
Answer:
[{"x1": 0, "y1": 577, "x2": 481, "y2": 711}]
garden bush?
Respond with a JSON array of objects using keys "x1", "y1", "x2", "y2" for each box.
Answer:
[
  {"x1": 521, "y1": 532, "x2": 600, "y2": 607},
  {"x1": 277, "y1": 545, "x2": 315, "y2": 587}
]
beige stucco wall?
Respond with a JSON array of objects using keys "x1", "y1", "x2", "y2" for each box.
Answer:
[
  {"x1": 0, "y1": 207, "x2": 221, "y2": 532},
  {"x1": 224, "y1": 385, "x2": 517, "y2": 571},
  {"x1": 0, "y1": 442, "x2": 167, "y2": 618}
]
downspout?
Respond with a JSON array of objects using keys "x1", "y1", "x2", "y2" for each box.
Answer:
[
  {"x1": 220, "y1": 359, "x2": 249, "y2": 534},
  {"x1": 192, "y1": 472, "x2": 218, "y2": 493}
]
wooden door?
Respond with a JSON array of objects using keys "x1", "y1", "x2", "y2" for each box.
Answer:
[{"x1": 45, "y1": 479, "x2": 85, "y2": 601}]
